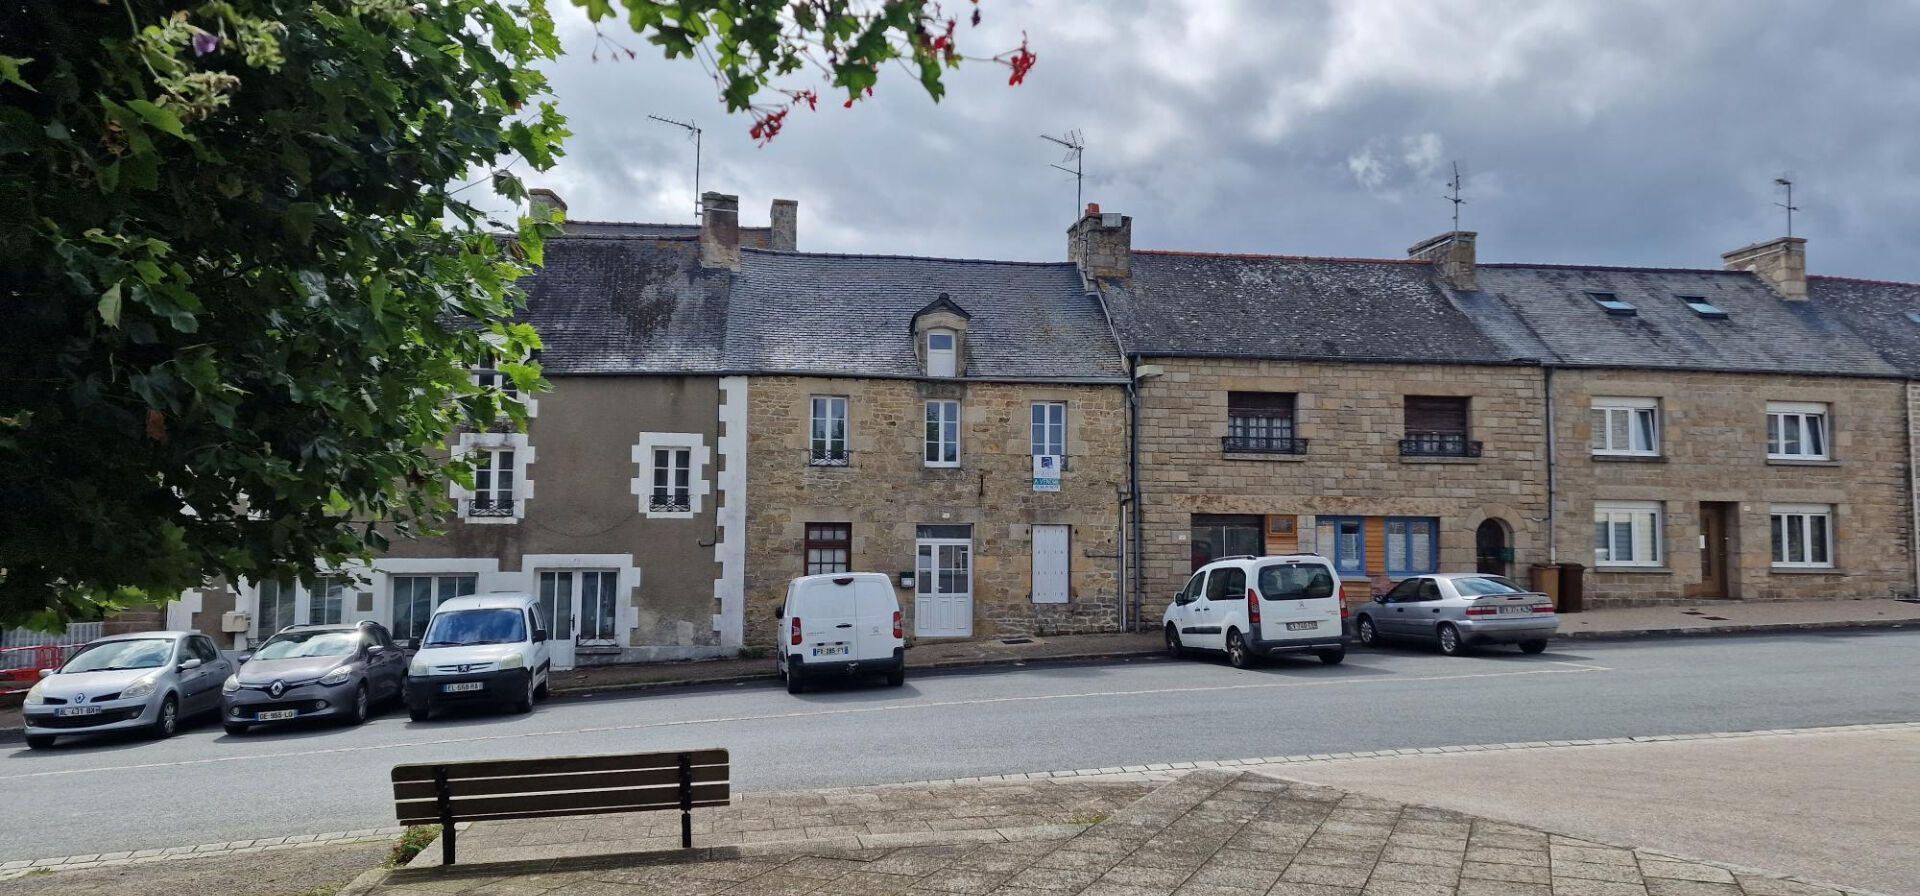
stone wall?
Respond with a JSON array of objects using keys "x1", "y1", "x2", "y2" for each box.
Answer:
[{"x1": 744, "y1": 376, "x2": 1129, "y2": 645}]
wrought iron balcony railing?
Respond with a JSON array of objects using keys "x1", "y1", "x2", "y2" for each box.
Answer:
[
  {"x1": 467, "y1": 498, "x2": 515, "y2": 518},
  {"x1": 809, "y1": 448, "x2": 850, "y2": 467},
  {"x1": 1221, "y1": 435, "x2": 1309, "y2": 455},
  {"x1": 1400, "y1": 432, "x2": 1483, "y2": 457},
  {"x1": 649, "y1": 495, "x2": 692, "y2": 513}
]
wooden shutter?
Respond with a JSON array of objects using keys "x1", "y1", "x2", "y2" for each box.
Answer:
[
  {"x1": 1031, "y1": 525, "x2": 1071, "y2": 604},
  {"x1": 1404, "y1": 397, "x2": 1468, "y2": 433}
]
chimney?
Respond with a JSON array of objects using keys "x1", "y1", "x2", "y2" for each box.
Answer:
[
  {"x1": 528, "y1": 188, "x2": 567, "y2": 222},
  {"x1": 1067, "y1": 203, "x2": 1131, "y2": 281},
  {"x1": 1722, "y1": 236, "x2": 1807, "y2": 301},
  {"x1": 1408, "y1": 231, "x2": 1477, "y2": 291},
  {"x1": 699, "y1": 192, "x2": 741, "y2": 270},
  {"x1": 769, "y1": 198, "x2": 798, "y2": 251}
]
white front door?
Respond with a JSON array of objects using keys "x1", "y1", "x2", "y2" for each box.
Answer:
[
  {"x1": 915, "y1": 539, "x2": 973, "y2": 637},
  {"x1": 535, "y1": 571, "x2": 581, "y2": 670}
]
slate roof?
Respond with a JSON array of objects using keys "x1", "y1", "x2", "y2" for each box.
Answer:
[
  {"x1": 515, "y1": 234, "x2": 734, "y2": 374},
  {"x1": 729, "y1": 250, "x2": 1128, "y2": 381},
  {"x1": 1100, "y1": 252, "x2": 1523, "y2": 364},
  {"x1": 1457, "y1": 265, "x2": 1899, "y2": 377},
  {"x1": 1808, "y1": 276, "x2": 1920, "y2": 377},
  {"x1": 557, "y1": 221, "x2": 775, "y2": 247}
]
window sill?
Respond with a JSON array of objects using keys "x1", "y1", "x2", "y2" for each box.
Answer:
[
  {"x1": 1770, "y1": 566, "x2": 1840, "y2": 575},
  {"x1": 1224, "y1": 452, "x2": 1308, "y2": 463},
  {"x1": 1400, "y1": 455, "x2": 1481, "y2": 465},
  {"x1": 1593, "y1": 566, "x2": 1672, "y2": 575},
  {"x1": 1766, "y1": 458, "x2": 1839, "y2": 467},
  {"x1": 1592, "y1": 454, "x2": 1666, "y2": 464}
]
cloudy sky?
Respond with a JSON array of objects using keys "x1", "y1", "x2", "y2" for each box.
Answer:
[{"x1": 519, "y1": 0, "x2": 1920, "y2": 281}]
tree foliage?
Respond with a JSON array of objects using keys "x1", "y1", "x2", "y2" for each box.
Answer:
[{"x1": 0, "y1": 0, "x2": 1022, "y2": 626}]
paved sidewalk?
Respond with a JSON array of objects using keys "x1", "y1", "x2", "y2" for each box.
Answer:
[{"x1": 1553, "y1": 597, "x2": 1920, "y2": 639}]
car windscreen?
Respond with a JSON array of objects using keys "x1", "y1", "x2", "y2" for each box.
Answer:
[
  {"x1": 1256, "y1": 564, "x2": 1336, "y2": 600},
  {"x1": 421, "y1": 608, "x2": 527, "y2": 647},
  {"x1": 62, "y1": 639, "x2": 175, "y2": 673},
  {"x1": 253, "y1": 631, "x2": 359, "y2": 659},
  {"x1": 1452, "y1": 576, "x2": 1527, "y2": 596}
]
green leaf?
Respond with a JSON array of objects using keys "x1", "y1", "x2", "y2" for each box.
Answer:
[
  {"x1": 125, "y1": 99, "x2": 190, "y2": 140},
  {"x1": 0, "y1": 56, "x2": 35, "y2": 92},
  {"x1": 97, "y1": 283, "x2": 123, "y2": 327}
]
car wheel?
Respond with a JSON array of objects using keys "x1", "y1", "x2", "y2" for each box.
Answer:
[
  {"x1": 514, "y1": 675, "x2": 536, "y2": 714},
  {"x1": 1519, "y1": 640, "x2": 1548, "y2": 655},
  {"x1": 408, "y1": 703, "x2": 431, "y2": 722},
  {"x1": 1356, "y1": 616, "x2": 1378, "y2": 647},
  {"x1": 24, "y1": 734, "x2": 55, "y2": 750},
  {"x1": 785, "y1": 660, "x2": 805, "y2": 694},
  {"x1": 151, "y1": 695, "x2": 179, "y2": 739},
  {"x1": 1225, "y1": 629, "x2": 1254, "y2": 669},
  {"x1": 223, "y1": 722, "x2": 249, "y2": 736},
  {"x1": 345, "y1": 685, "x2": 369, "y2": 726},
  {"x1": 1437, "y1": 623, "x2": 1466, "y2": 657},
  {"x1": 1165, "y1": 624, "x2": 1186, "y2": 659},
  {"x1": 1317, "y1": 648, "x2": 1346, "y2": 665},
  {"x1": 886, "y1": 667, "x2": 905, "y2": 687}
]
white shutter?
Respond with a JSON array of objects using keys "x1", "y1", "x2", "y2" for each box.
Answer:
[{"x1": 1031, "y1": 525, "x2": 1071, "y2": 604}]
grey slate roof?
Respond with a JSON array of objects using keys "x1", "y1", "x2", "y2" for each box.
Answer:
[
  {"x1": 1100, "y1": 252, "x2": 1522, "y2": 364},
  {"x1": 1809, "y1": 276, "x2": 1920, "y2": 377},
  {"x1": 1458, "y1": 265, "x2": 1899, "y2": 377},
  {"x1": 726, "y1": 250, "x2": 1128, "y2": 381},
  {"x1": 557, "y1": 221, "x2": 775, "y2": 247},
  {"x1": 516, "y1": 235, "x2": 734, "y2": 374}
]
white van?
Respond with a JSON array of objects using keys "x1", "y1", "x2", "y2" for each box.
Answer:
[
  {"x1": 1163, "y1": 554, "x2": 1347, "y2": 668},
  {"x1": 775, "y1": 573, "x2": 905, "y2": 693},
  {"x1": 405, "y1": 593, "x2": 552, "y2": 719}
]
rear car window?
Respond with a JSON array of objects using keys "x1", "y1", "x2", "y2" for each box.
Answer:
[
  {"x1": 795, "y1": 583, "x2": 858, "y2": 619},
  {"x1": 1257, "y1": 564, "x2": 1336, "y2": 600},
  {"x1": 1452, "y1": 576, "x2": 1526, "y2": 596}
]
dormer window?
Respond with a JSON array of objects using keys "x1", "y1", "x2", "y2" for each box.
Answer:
[
  {"x1": 926, "y1": 329, "x2": 957, "y2": 377},
  {"x1": 911, "y1": 293, "x2": 971, "y2": 379}
]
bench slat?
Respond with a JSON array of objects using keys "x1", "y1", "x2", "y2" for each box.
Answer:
[
  {"x1": 395, "y1": 781, "x2": 730, "y2": 825},
  {"x1": 397, "y1": 797, "x2": 732, "y2": 827},
  {"x1": 391, "y1": 763, "x2": 728, "y2": 802},
  {"x1": 391, "y1": 749, "x2": 727, "y2": 784}
]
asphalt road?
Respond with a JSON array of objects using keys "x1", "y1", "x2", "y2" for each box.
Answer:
[{"x1": 2, "y1": 629, "x2": 1915, "y2": 861}]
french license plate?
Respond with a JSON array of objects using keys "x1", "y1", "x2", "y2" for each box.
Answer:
[
  {"x1": 56, "y1": 705, "x2": 101, "y2": 717},
  {"x1": 255, "y1": 709, "x2": 297, "y2": 721},
  {"x1": 814, "y1": 645, "x2": 849, "y2": 657},
  {"x1": 1497, "y1": 606, "x2": 1531, "y2": 615},
  {"x1": 1285, "y1": 621, "x2": 1317, "y2": 631},
  {"x1": 442, "y1": 682, "x2": 485, "y2": 693}
]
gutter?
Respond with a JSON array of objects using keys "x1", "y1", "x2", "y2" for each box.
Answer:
[{"x1": 1127, "y1": 369, "x2": 1146, "y2": 631}]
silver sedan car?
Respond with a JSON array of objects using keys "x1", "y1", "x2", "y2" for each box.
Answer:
[
  {"x1": 20, "y1": 631, "x2": 233, "y2": 749},
  {"x1": 1352, "y1": 573, "x2": 1558, "y2": 656}
]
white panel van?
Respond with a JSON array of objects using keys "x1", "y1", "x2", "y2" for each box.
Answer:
[{"x1": 775, "y1": 573, "x2": 905, "y2": 693}]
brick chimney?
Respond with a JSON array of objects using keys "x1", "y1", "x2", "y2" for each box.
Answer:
[
  {"x1": 700, "y1": 192, "x2": 741, "y2": 270},
  {"x1": 1722, "y1": 236, "x2": 1807, "y2": 301},
  {"x1": 769, "y1": 198, "x2": 798, "y2": 251},
  {"x1": 1408, "y1": 231, "x2": 1477, "y2": 291},
  {"x1": 1068, "y1": 203, "x2": 1131, "y2": 281},
  {"x1": 528, "y1": 188, "x2": 567, "y2": 221}
]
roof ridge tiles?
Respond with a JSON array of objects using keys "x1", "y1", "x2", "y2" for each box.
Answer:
[
  {"x1": 1810, "y1": 274, "x2": 1920, "y2": 289},
  {"x1": 1479, "y1": 261, "x2": 1742, "y2": 275},
  {"x1": 740, "y1": 247, "x2": 1072, "y2": 267},
  {"x1": 1133, "y1": 249, "x2": 1430, "y2": 265}
]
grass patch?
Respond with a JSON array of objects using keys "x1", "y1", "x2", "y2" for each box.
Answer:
[
  {"x1": 386, "y1": 826, "x2": 440, "y2": 868},
  {"x1": 1066, "y1": 811, "x2": 1109, "y2": 825}
]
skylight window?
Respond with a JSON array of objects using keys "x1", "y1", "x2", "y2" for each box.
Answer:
[
  {"x1": 1588, "y1": 292, "x2": 1638, "y2": 316},
  {"x1": 1905, "y1": 310, "x2": 1920, "y2": 325},
  {"x1": 1678, "y1": 295, "x2": 1728, "y2": 319}
]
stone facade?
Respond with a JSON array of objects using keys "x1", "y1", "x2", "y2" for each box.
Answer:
[
  {"x1": 744, "y1": 376, "x2": 1129, "y2": 646},
  {"x1": 1554, "y1": 369, "x2": 1912, "y2": 603}
]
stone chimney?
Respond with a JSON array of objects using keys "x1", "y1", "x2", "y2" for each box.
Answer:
[
  {"x1": 700, "y1": 192, "x2": 741, "y2": 270},
  {"x1": 528, "y1": 188, "x2": 567, "y2": 221},
  {"x1": 1408, "y1": 231, "x2": 1477, "y2": 291},
  {"x1": 1722, "y1": 236, "x2": 1807, "y2": 301},
  {"x1": 1068, "y1": 203, "x2": 1131, "y2": 281},
  {"x1": 769, "y1": 198, "x2": 798, "y2": 251}
]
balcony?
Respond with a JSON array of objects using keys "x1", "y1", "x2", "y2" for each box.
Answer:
[
  {"x1": 649, "y1": 495, "x2": 692, "y2": 513},
  {"x1": 808, "y1": 448, "x2": 850, "y2": 467},
  {"x1": 1221, "y1": 435, "x2": 1309, "y2": 455},
  {"x1": 1400, "y1": 432, "x2": 1482, "y2": 458},
  {"x1": 467, "y1": 498, "x2": 515, "y2": 518}
]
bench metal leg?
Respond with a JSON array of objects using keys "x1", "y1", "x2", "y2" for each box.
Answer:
[
  {"x1": 434, "y1": 766, "x2": 457, "y2": 866},
  {"x1": 678, "y1": 751, "x2": 693, "y2": 849}
]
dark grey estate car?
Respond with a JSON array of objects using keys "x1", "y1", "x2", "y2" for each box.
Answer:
[{"x1": 221, "y1": 621, "x2": 406, "y2": 733}]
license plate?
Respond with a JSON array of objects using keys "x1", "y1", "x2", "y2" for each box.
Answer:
[
  {"x1": 255, "y1": 709, "x2": 297, "y2": 721},
  {"x1": 56, "y1": 705, "x2": 101, "y2": 717},
  {"x1": 814, "y1": 645, "x2": 849, "y2": 657},
  {"x1": 1497, "y1": 606, "x2": 1531, "y2": 615},
  {"x1": 1285, "y1": 621, "x2": 1317, "y2": 631},
  {"x1": 442, "y1": 682, "x2": 485, "y2": 693}
]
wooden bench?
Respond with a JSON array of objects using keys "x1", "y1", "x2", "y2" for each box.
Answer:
[{"x1": 391, "y1": 748, "x2": 730, "y2": 865}]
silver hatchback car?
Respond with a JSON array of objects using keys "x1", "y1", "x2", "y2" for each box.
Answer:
[
  {"x1": 20, "y1": 631, "x2": 233, "y2": 749},
  {"x1": 1353, "y1": 573, "x2": 1558, "y2": 656}
]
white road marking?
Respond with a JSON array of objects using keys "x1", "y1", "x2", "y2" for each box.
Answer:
[{"x1": 0, "y1": 661, "x2": 1609, "y2": 781}]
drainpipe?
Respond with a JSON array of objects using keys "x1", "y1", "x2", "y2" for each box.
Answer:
[
  {"x1": 1910, "y1": 381, "x2": 1919, "y2": 599},
  {"x1": 1127, "y1": 375, "x2": 1146, "y2": 632},
  {"x1": 1544, "y1": 365, "x2": 1558, "y2": 563},
  {"x1": 1116, "y1": 487, "x2": 1132, "y2": 633}
]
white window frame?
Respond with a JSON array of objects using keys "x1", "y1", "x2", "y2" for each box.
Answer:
[
  {"x1": 1770, "y1": 504, "x2": 1835, "y2": 569},
  {"x1": 630, "y1": 433, "x2": 711, "y2": 519},
  {"x1": 451, "y1": 432, "x2": 533, "y2": 524},
  {"x1": 389, "y1": 573, "x2": 477, "y2": 644},
  {"x1": 1593, "y1": 501, "x2": 1663, "y2": 568},
  {"x1": 471, "y1": 351, "x2": 537, "y2": 418},
  {"x1": 1766, "y1": 401, "x2": 1830, "y2": 460},
  {"x1": 810, "y1": 396, "x2": 849, "y2": 465},
  {"x1": 1031, "y1": 402, "x2": 1067, "y2": 460},
  {"x1": 926, "y1": 329, "x2": 957, "y2": 378},
  {"x1": 924, "y1": 400, "x2": 961, "y2": 467},
  {"x1": 649, "y1": 447, "x2": 692, "y2": 512},
  {"x1": 1590, "y1": 397, "x2": 1660, "y2": 457}
]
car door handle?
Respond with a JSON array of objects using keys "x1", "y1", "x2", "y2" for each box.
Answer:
[{"x1": 835, "y1": 623, "x2": 853, "y2": 629}]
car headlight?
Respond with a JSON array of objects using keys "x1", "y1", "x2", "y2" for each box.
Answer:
[
  {"x1": 496, "y1": 653, "x2": 524, "y2": 670},
  {"x1": 409, "y1": 659, "x2": 430, "y2": 677},
  {"x1": 23, "y1": 681, "x2": 46, "y2": 706},
  {"x1": 221, "y1": 675, "x2": 240, "y2": 695},
  {"x1": 121, "y1": 676, "x2": 159, "y2": 699},
  {"x1": 318, "y1": 666, "x2": 353, "y2": 686}
]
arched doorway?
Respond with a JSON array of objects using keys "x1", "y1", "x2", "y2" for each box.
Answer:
[{"x1": 1475, "y1": 519, "x2": 1511, "y2": 576}]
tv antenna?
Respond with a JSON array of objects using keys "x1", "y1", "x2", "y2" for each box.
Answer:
[
  {"x1": 1774, "y1": 176, "x2": 1799, "y2": 237},
  {"x1": 1040, "y1": 130, "x2": 1085, "y2": 212},
  {"x1": 648, "y1": 115, "x2": 703, "y2": 219},
  {"x1": 1444, "y1": 161, "x2": 1467, "y2": 232}
]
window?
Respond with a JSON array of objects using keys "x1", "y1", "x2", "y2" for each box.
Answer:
[
  {"x1": 650, "y1": 447, "x2": 692, "y2": 512},
  {"x1": 470, "y1": 448, "x2": 516, "y2": 517},
  {"x1": 1177, "y1": 571, "x2": 1207, "y2": 603},
  {"x1": 924, "y1": 400, "x2": 960, "y2": 467},
  {"x1": 188, "y1": 636, "x2": 221, "y2": 664},
  {"x1": 1203, "y1": 567, "x2": 1246, "y2": 602},
  {"x1": 1225, "y1": 392, "x2": 1302, "y2": 454},
  {"x1": 809, "y1": 396, "x2": 849, "y2": 466},
  {"x1": 1382, "y1": 578, "x2": 1423, "y2": 603},
  {"x1": 255, "y1": 579, "x2": 296, "y2": 641},
  {"x1": 1766, "y1": 402, "x2": 1829, "y2": 460},
  {"x1": 1588, "y1": 291, "x2": 1637, "y2": 315},
  {"x1": 804, "y1": 523, "x2": 853, "y2": 576},
  {"x1": 1402, "y1": 396, "x2": 1477, "y2": 457},
  {"x1": 1190, "y1": 514, "x2": 1264, "y2": 570},
  {"x1": 391, "y1": 574, "x2": 476, "y2": 644},
  {"x1": 1316, "y1": 517, "x2": 1366, "y2": 577},
  {"x1": 1593, "y1": 502, "x2": 1663, "y2": 568},
  {"x1": 1591, "y1": 397, "x2": 1660, "y2": 456},
  {"x1": 1384, "y1": 517, "x2": 1439, "y2": 577},
  {"x1": 1678, "y1": 295, "x2": 1728, "y2": 319},
  {"x1": 310, "y1": 576, "x2": 349, "y2": 625},
  {"x1": 537, "y1": 570, "x2": 621, "y2": 644},
  {"x1": 473, "y1": 352, "x2": 517, "y2": 399},
  {"x1": 926, "y1": 329, "x2": 957, "y2": 377},
  {"x1": 1256, "y1": 564, "x2": 1335, "y2": 600},
  {"x1": 1771, "y1": 505, "x2": 1834, "y2": 569},
  {"x1": 1031, "y1": 402, "x2": 1067, "y2": 460},
  {"x1": 1905, "y1": 310, "x2": 1920, "y2": 325}
]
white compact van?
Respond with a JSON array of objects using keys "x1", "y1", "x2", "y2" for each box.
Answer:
[
  {"x1": 405, "y1": 593, "x2": 552, "y2": 719},
  {"x1": 775, "y1": 573, "x2": 905, "y2": 693},
  {"x1": 1163, "y1": 554, "x2": 1348, "y2": 668}
]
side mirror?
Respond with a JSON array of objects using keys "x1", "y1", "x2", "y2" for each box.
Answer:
[
  {"x1": 236, "y1": 653, "x2": 254, "y2": 664},
  {"x1": 38, "y1": 668, "x2": 54, "y2": 679},
  {"x1": 178, "y1": 658, "x2": 203, "y2": 672},
  {"x1": 532, "y1": 629, "x2": 548, "y2": 643},
  {"x1": 773, "y1": 605, "x2": 784, "y2": 619},
  {"x1": 1371, "y1": 593, "x2": 1387, "y2": 603}
]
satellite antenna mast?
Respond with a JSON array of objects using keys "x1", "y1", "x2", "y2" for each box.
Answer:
[
  {"x1": 648, "y1": 114, "x2": 702, "y2": 219},
  {"x1": 1774, "y1": 176, "x2": 1799, "y2": 237},
  {"x1": 1040, "y1": 130, "x2": 1086, "y2": 212},
  {"x1": 1444, "y1": 161, "x2": 1467, "y2": 232}
]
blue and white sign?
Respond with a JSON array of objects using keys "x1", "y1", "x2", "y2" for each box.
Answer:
[{"x1": 1032, "y1": 454, "x2": 1062, "y2": 492}]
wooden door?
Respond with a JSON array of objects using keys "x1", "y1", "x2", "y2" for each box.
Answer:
[{"x1": 1698, "y1": 503, "x2": 1729, "y2": 599}]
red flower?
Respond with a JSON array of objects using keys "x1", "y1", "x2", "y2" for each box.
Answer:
[
  {"x1": 749, "y1": 108, "x2": 790, "y2": 145},
  {"x1": 1003, "y1": 33, "x2": 1037, "y2": 86}
]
